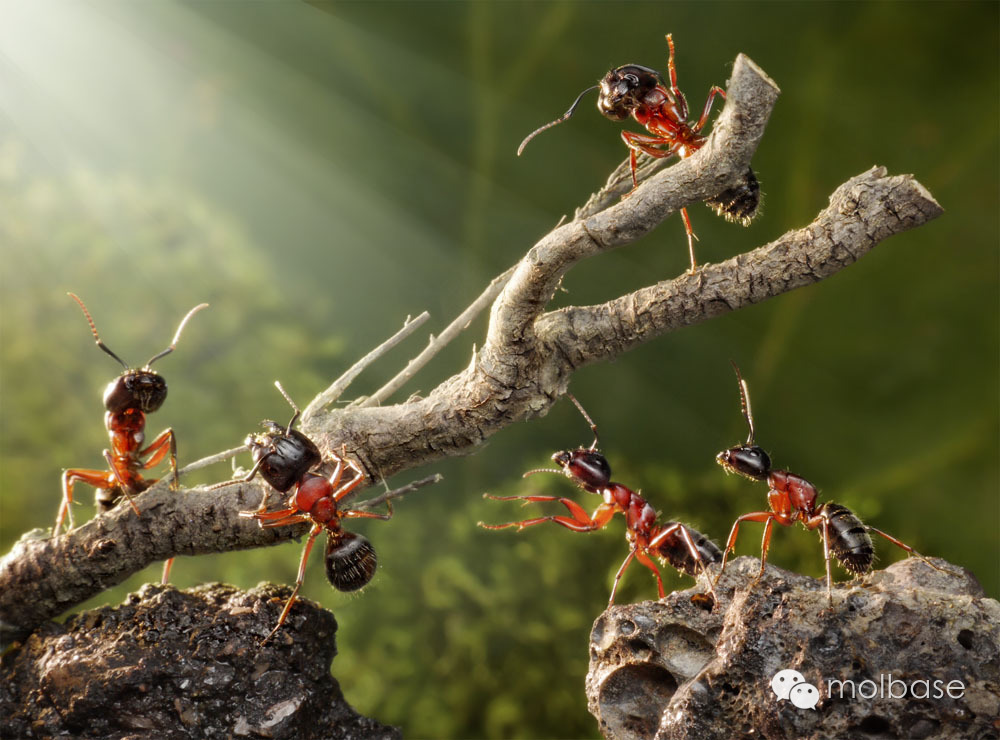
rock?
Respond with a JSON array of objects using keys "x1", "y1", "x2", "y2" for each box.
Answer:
[
  {"x1": 586, "y1": 556, "x2": 1000, "y2": 740},
  {"x1": 0, "y1": 582, "x2": 400, "y2": 740}
]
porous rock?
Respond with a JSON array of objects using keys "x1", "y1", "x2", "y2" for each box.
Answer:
[
  {"x1": 587, "y1": 556, "x2": 999, "y2": 740},
  {"x1": 0, "y1": 582, "x2": 400, "y2": 740}
]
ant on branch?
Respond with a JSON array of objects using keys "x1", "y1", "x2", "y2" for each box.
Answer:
[
  {"x1": 715, "y1": 364, "x2": 954, "y2": 602},
  {"x1": 221, "y1": 382, "x2": 390, "y2": 644},
  {"x1": 58, "y1": 293, "x2": 207, "y2": 581},
  {"x1": 479, "y1": 395, "x2": 721, "y2": 605},
  {"x1": 517, "y1": 33, "x2": 760, "y2": 273}
]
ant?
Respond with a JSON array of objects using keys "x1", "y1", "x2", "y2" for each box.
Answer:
[
  {"x1": 715, "y1": 364, "x2": 953, "y2": 602},
  {"x1": 226, "y1": 382, "x2": 390, "y2": 644},
  {"x1": 479, "y1": 395, "x2": 721, "y2": 605},
  {"x1": 517, "y1": 34, "x2": 760, "y2": 273},
  {"x1": 58, "y1": 293, "x2": 207, "y2": 581}
]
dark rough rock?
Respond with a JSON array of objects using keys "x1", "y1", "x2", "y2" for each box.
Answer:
[
  {"x1": 587, "y1": 556, "x2": 1000, "y2": 740},
  {"x1": 0, "y1": 582, "x2": 400, "y2": 740}
]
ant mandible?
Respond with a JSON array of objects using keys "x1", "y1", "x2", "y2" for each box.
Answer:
[
  {"x1": 57, "y1": 293, "x2": 207, "y2": 581},
  {"x1": 228, "y1": 382, "x2": 390, "y2": 644},
  {"x1": 479, "y1": 394, "x2": 721, "y2": 605},
  {"x1": 517, "y1": 34, "x2": 760, "y2": 273},
  {"x1": 715, "y1": 364, "x2": 953, "y2": 602}
]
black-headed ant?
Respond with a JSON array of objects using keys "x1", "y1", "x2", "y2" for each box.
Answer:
[
  {"x1": 517, "y1": 34, "x2": 760, "y2": 273},
  {"x1": 479, "y1": 395, "x2": 720, "y2": 605},
  {"x1": 225, "y1": 382, "x2": 390, "y2": 644},
  {"x1": 715, "y1": 364, "x2": 953, "y2": 602},
  {"x1": 58, "y1": 294, "x2": 207, "y2": 581}
]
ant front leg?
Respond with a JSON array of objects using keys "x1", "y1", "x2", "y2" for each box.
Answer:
[
  {"x1": 479, "y1": 495, "x2": 614, "y2": 533},
  {"x1": 664, "y1": 33, "x2": 689, "y2": 121},
  {"x1": 140, "y1": 428, "x2": 179, "y2": 490},
  {"x1": 262, "y1": 522, "x2": 323, "y2": 645},
  {"x1": 716, "y1": 511, "x2": 776, "y2": 586},
  {"x1": 609, "y1": 549, "x2": 638, "y2": 605},
  {"x1": 691, "y1": 86, "x2": 726, "y2": 133},
  {"x1": 56, "y1": 468, "x2": 115, "y2": 534}
]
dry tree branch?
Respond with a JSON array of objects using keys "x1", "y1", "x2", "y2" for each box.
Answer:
[{"x1": 0, "y1": 53, "x2": 942, "y2": 643}]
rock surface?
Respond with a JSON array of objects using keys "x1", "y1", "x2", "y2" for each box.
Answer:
[
  {"x1": 0, "y1": 582, "x2": 400, "y2": 740},
  {"x1": 587, "y1": 556, "x2": 999, "y2": 740}
]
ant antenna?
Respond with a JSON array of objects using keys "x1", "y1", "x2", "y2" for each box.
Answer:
[
  {"x1": 566, "y1": 393, "x2": 600, "y2": 450},
  {"x1": 68, "y1": 292, "x2": 128, "y2": 370},
  {"x1": 145, "y1": 302, "x2": 209, "y2": 367},
  {"x1": 523, "y1": 467, "x2": 564, "y2": 478},
  {"x1": 730, "y1": 361, "x2": 755, "y2": 445},
  {"x1": 516, "y1": 85, "x2": 600, "y2": 156},
  {"x1": 273, "y1": 380, "x2": 302, "y2": 430}
]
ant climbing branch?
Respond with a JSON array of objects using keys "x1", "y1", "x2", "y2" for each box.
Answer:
[{"x1": 0, "y1": 51, "x2": 943, "y2": 643}]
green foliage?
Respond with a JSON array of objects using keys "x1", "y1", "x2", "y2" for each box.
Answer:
[{"x1": 1, "y1": 3, "x2": 996, "y2": 738}]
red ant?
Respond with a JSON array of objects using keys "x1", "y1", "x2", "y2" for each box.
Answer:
[
  {"x1": 715, "y1": 364, "x2": 953, "y2": 602},
  {"x1": 228, "y1": 382, "x2": 390, "y2": 644},
  {"x1": 517, "y1": 33, "x2": 760, "y2": 273},
  {"x1": 58, "y1": 293, "x2": 207, "y2": 581},
  {"x1": 479, "y1": 395, "x2": 720, "y2": 605}
]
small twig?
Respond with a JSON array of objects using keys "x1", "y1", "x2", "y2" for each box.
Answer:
[
  {"x1": 302, "y1": 311, "x2": 430, "y2": 422},
  {"x1": 177, "y1": 446, "x2": 245, "y2": 477},
  {"x1": 354, "y1": 474, "x2": 444, "y2": 511},
  {"x1": 356, "y1": 264, "x2": 518, "y2": 408}
]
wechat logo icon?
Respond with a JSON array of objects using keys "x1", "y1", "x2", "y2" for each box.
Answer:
[{"x1": 771, "y1": 668, "x2": 819, "y2": 710}]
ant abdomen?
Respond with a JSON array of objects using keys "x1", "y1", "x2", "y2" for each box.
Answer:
[
  {"x1": 706, "y1": 167, "x2": 761, "y2": 226},
  {"x1": 820, "y1": 503, "x2": 875, "y2": 575},
  {"x1": 325, "y1": 530, "x2": 378, "y2": 592},
  {"x1": 655, "y1": 524, "x2": 723, "y2": 577}
]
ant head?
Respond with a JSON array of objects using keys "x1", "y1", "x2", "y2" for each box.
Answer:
[
  {"x1": 717, "y1": 362, "x2": 770, "y2": 480},
  {"x1": 68, "y1": 293, "x2": 207, "y2": 414},
  {"x1": 245, "y1": 421, "x2": 322, "y2": 493},
  {"x1": 325, "y1": 530, "x2": 377, "y2": 592},
  {"x1": 553, "y1": 448, "x2": 612, "y2": 491},
  {"x1": 598, "y1": 65, "x2": 660, "y2": 121},
  {"x1": 103, "y1": 370, "x2": 168, "y2": 414},
  {"x1": 716, "y1": 445, "x2": 771, "y2": 481}
]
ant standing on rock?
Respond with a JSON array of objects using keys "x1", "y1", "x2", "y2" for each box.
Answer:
[
  {"x1": 715, "y1": 364, "x2": 954, "y2": 602},
  {"x1": 479, "y1": 394, "x2": 721, "y2": 605},
  {"x1": 517, "y1": 33, "x2": 760, "y2": 273},
  {"x1": 223, "y1": 382, "x2": 390, "y2": 644},
  {"x1": 58, "y1": 293, "x2": 208, "y2": 583}
]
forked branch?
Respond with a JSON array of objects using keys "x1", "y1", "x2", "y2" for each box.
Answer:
[{"x1": 0, "y1": 53, "x2": 942, "y2": 643}]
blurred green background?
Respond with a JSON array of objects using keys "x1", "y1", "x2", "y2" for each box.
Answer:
[{"x1": 1, "y1": 2, "x2": 996, "y2": 738}]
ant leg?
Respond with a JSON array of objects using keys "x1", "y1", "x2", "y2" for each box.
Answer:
[
  {"x1": 715, "y1": 511, "x2": 775, "y2": 585},
  {"x1": 104, "y1": 451, "x2": 142, "y2": 517},
  {"x1": 692, "y1": 86, "x2": 726, "y2": 133},
  {"x1": 660, "y1": 523, "x2": 720, "y2": 602},
  {"x1": 262, "y1": 523, "x2": 323, "y2": 645},
  {"x1": 56, "y1": 468, "x2": 114, "y2": 534},
  {"x1": 756, "y1": 516, "x2": 776, "y2": 580},
  {"x1": 161, "y1": 558, "x2": 175, "y2": 585},
  {"x1": 820, "y1": 517, "x2": 834, "y2": 605},
  {"x1": 664, "y1": 33, "x2": 689, "y2": 120},
  {"x1": 342, "y1": 508, "x2": 392, "y2": 522},
  {"x1": 479, "y1": 496, "x2": 615, "y2": 533},
  {"x1": 680, "y1": 207, "x2": 698, "y2": 274},
  {"x1": 331, "y1": 455, "x2": 367, "y2": 504},
  {"x1": 609, "y1": 549, "x2": 637, "y2": 605},
  {"x1": 635, "y1": 548, "x2": 667, "y2": 599},
  {"x1": 139, "y1": 428, "x2": 178, "y2": 490},
  {"x1": 866, "y1": 526, "x2": 960, "y2": 576}
]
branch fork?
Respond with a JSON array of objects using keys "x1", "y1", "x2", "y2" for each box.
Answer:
[{"x1": 0, "y1": 52, "x2": 942, "y2": 643}]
